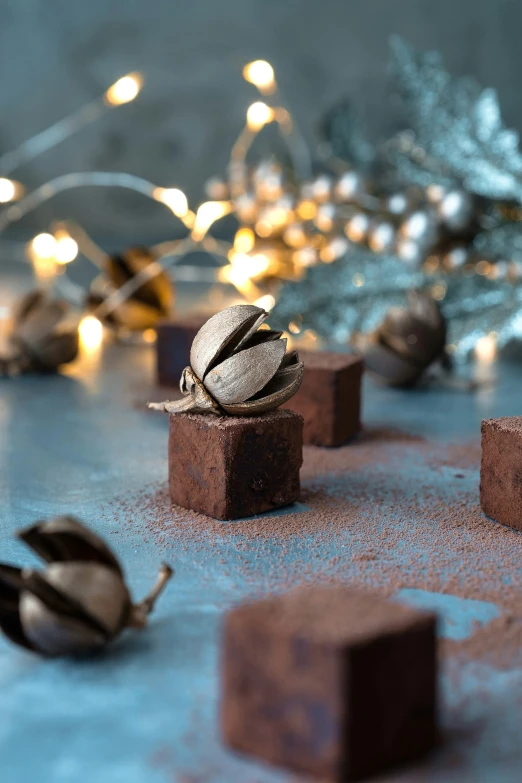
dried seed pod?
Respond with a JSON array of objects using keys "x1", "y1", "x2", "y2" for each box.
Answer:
[
  {"x1": 0, "y1": 290, "x2": 79, "y2": 376},
  {"x1": 0, "y1": 516, "x2": 172, "y2": 656},
  {"x1": 148, "y1": 304, "x2": 304, "y2": 416},
  {"x1": 360, "y1": 289, "x2": 447, "y2": 387},
  {"x1": 87, "y1": 247, "x2": 174, "y2": 331}
]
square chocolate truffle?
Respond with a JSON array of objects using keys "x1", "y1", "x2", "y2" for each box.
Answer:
[
  {"x1": 221, "y1": 586, "x2": 437, "y2": 780},
  {"x1": 283, "y1": 351, "x2": 363, "y2": 447},
  {"x1": 156, "y1": 317, "x2": 207, "y2": 387},
  {"x1": 481, "y1": 416, "x2": 522, "y2": 529},
  {"x1": 168, "y1": 409, "x2": 303, "y2": 520}
]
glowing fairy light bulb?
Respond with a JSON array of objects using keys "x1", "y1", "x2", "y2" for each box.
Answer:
[
  {"x1": 0, "y1": 178, "x2": 23, "y2": 203},
  {"x1": 234, "y1": 227, "x2": 256, "y2": 254},
  {"x1": 79, "y1": 315, "x2": 103, "y2": 353},
  {"x1": 284, "y1": 223, "x2": 307, "y2": 249},
  {"x1": 105, "y1": 73, "x2": 143, "y2": 106},
  {"x1": 31, "y1": 233, "x2": 57, "y2": 259},
  {"x1": 254, "y1": 294, "x2": 276, "y2": 311},
  {"x1": 153, "y1": 187, "x2": 189, "y2": 218},
  {"x1": 320, "y1": 236, "x2": 349, "y2": 263},
  {"x1": 0, "y1": 179, "x2": 15, "y2": 202},
  {"x1": 293, "y1": 247, "x2": 317, "y2": 268},
  {"x1": 26, "y1": 233, "x2": 58, "y2": 284},
  {"x1": 296, "y1": 200, "x2": 317, "y2": 220},
  {"x1": 192, "y1": 201, "x2": 232, "y2": 241},
  {"x1": 475, "y1": 333, "x2": 497, "y2": 364},
  {"x1": 219, "y1": 251, "x2": 271, "y2": 296},
  {"x1": 246, "y1": 102, "x2": 274, "y2": 131},
  {"x1": 242, "y1": 60, "x2": 276, "y2": 94},
  {"x1": 54, "y1": 233, "x2": 79, "y2": 264},
  {"x1": 219, "y1": 254, "x2": 253, "y2": 296},
  {"x1": 248, "y1": 253, "x2": 271, "y2": 276}
]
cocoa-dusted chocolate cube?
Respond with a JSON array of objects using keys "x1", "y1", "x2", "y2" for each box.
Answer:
[
  {"x1": 169, "y1": 409, "x2": 303, "y2": 520},
  {"x1": 480, "y1": 416, "x2": 522, "y2": 529},
  {"x1": 284, "y1": 351, "x2": 363, "y2": 446},
  {"x1": 156, "y1": 317, "x2": 206, "y2": 387},
  {"x1": 221, "y1": 586, "x2": 437, "y2": 781}
]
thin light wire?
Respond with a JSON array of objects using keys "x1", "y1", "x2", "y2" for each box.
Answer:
[
  {"x1": 242, "y1": 67, "x2": 313, "y2": 182},
  {"x1": 271, "y1": 88, "x2": 312, "y2": 181},
  {"x1": 55, "y1": 220, "x2": 109, "y2": 270},
  {"x1": 228, "y1": 106, "x2": 312, "y2": 201},
  {"x1": 229, "y1": 127, "x2": 256, "y2": 198},
  {"x1": 0, "y1": 172, "x2": 169, "y2": 234},
  {"x1": 93, "y1": 233, "x2": 228, "y2": 321},
  {"x1": 1, "y1": 175, "x2": 230, "y2": 315},
  {"x1": 92, "y1": 237, "x2": 196, "y2": 321},
  {"x1": 0, "y1": 99, "x2": 106, "y2": 176}
]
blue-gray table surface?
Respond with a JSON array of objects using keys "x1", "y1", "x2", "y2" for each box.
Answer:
[{"x1": 0, "y1": 341, "x2": 520, "y2": 783}]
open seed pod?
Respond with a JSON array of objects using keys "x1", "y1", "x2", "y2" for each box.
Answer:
[
  {"x1": 149, "y1": 304, "x2": 304, "y2": 416},
  {"x1": 87, "y1": 247, "x2": 174, "y2": 331},
  {"x1": 360, "y1": 289, "x2": 447, "y2": 387},
  {"x1": 0, "y1": 516, "x2": 172, "y2": 657},
  {"x1": 0, "y1": 290, "x2": 79, "y2": 376}
]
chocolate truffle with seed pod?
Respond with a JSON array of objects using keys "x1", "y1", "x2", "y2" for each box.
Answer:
[{"x1": 149, "y1": 304, "x2": 304, "y2": 416}]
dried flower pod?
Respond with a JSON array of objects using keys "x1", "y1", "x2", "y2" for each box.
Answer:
[
  {"x1": 0, "y1": 290, "x2": 79, "y2": 376},
  {"x1": 87, "y1": 247, "x2": 174, "y2": 331},
  {"x1": 0, "y1": 516, "x2": 172, "y2": 656},
  {"x1": 360, "y1": 289, "x2": 447, "y2": 387},
  {"x1": 149, "y1": 304, "x2": 304, "y2": 416}
]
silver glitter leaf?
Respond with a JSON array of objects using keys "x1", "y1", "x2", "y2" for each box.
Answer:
[
  {"x1": 474, "y1": 223, "x2": 522, "y2": 263},
  {"x1": 271, "y1": 250, "x2": 425, "y2": 344},
  {"x1": 271, "y1": 247, "x2": 522, "y2": 360},
  {"x1": 389, "y1": 36, "x2": 522, "y2": 202},
  {"x1": 320, "y1": 99, "x2": 375, "y2": 168}
]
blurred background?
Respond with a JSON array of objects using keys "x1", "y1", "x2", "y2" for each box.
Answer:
[
  {"x1": 2, "y1": 0, "x2": 522, "y2": 376},
  {"x1": 1, "y1": 0, "x2": 521, "y2": 243}
]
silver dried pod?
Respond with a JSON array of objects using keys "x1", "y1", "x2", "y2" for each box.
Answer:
[
  {"x1": 1, "y1": 290, "x2": 79, "y2": 376},
  {"x1": 149, "y1": 304, "x2": 304, "y2": 416},
  {"x1": 360, "y1": 290, "x2": 447, "y2": 387},
  {"x1": 87, "y1": 247, "x2": 174, "y2": 332},
  {"x1": 0, "y1": 516, "x2": 172, "y2": 657}
]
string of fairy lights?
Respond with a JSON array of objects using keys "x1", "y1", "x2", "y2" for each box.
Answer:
[
  {"x1": 0, "y1": 60, "x2": 317, "y2": 327},
  {"x1": 0, "y1": 60, "x2": 513, "y2": 361}
]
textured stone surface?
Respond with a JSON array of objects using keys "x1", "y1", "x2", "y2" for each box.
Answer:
[
  {"x1": 168, "y1": 410, "x2": 303, "y2": 519},
  {"x1": 284, "y1": 350, "x2": 363, "y2": 446},
  {"x1": 480, "y1": 416, "x2": 522, "y2": 529},
  {"x1": 156, "y1": 317, "x2": 206, "y2": 387},
  {"x1": 221, "y1": 586, "x2": 438, "y2": 780},
  {"x1": 4, "y1": 263, "x2": 522, "y2": 783}
]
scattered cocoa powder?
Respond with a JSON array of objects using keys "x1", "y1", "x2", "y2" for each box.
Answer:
[{"x1": 102, "y1": 425, "x2": 522, "y2": 670}]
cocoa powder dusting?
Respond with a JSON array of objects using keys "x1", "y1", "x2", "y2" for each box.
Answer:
[{"x1": 103, "y1": 426, "x2": 522, "y2": 670}]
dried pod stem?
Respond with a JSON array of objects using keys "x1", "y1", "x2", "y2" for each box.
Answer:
[{"x1": 129, "y1": 563, "x2": 174, "y2": 628}]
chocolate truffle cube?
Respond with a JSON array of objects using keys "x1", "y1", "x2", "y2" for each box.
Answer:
[
  {"x1": 221, "y1": 586, "x2": 437, "y2": 780},
  {"x1": 284, "y1": 351, "x2": 363, "y2": 446},
  {"x1": 169, "y1": 410, "x2": 303, "y2": 520},
  {"x1": 156, "y1": 317, "x2": 206, "y2": 387},
  {"x1": 480, "y1": 416, "x2": 522, "y2": 529}
]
